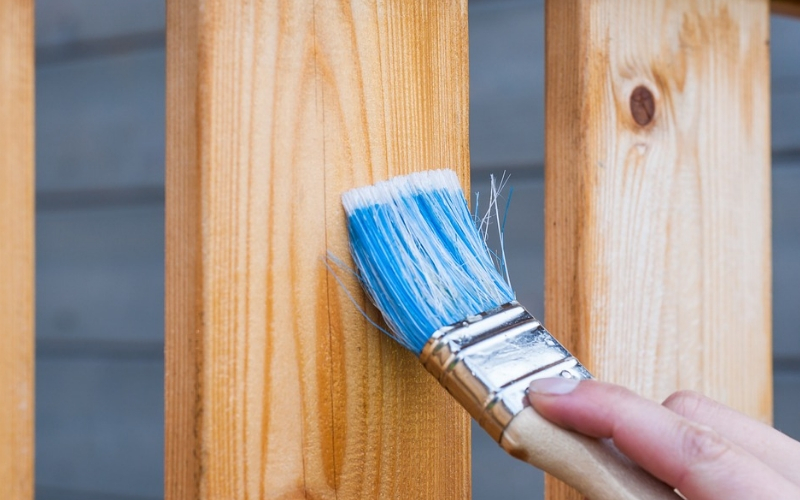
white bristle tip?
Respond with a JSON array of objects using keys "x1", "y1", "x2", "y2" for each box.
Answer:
[{"x1": 341, "y1": 169, "x2": 461, "y2": 214}]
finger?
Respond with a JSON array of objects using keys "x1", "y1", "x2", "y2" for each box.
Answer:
[
  {"x1": 663, "y1": 389, "x2": 800, "y2": 486},
  {"x1": 528, "y1": 379, "x2": 800, "y2": 500}
]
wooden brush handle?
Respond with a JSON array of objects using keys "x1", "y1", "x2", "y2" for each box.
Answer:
[{"x1": 500, "y1": 407, "x2": 680, "y2": 500}]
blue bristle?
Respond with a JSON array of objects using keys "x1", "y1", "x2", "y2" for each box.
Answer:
[{"x1": 342, "y1": 169, "x2": 515, "y2": 355}]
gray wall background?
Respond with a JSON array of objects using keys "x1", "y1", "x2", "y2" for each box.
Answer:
[{"x1": 34, "y1": 1, "x2": 800, "y2": 499}]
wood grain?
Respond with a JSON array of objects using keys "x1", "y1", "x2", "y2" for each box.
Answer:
[
  {"x1": 0, "y1": 0, "x2": 34, "y2": 499},
  {"x1": 544, "y1": 1, "x2": 771, "y2": 499},
  {"x1": 165, "y1": 1, "x2": 470, "y2": 498}
]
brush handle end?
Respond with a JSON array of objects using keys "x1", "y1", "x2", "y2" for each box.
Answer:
[{"x1": 500, "y1": 407, "x2": 681, "y2": 500}]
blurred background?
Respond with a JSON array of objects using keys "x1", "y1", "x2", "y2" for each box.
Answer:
[{"x1": 34, "y1": 1, "x2": 800, "y2": 498}]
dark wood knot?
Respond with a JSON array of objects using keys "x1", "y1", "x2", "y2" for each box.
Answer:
[{"x1": 630, "y1": 85, "x2": 655, "y2": 126}]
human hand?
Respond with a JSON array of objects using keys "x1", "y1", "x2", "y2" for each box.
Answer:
[{"x1": 527, "y1": 378, "x2": 800, "y2": 500}]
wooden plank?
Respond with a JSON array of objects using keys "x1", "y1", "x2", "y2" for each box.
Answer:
[
  {"x1": 0, "y1": 1, "x2": 34, "y2": 499},
  {"x1": 165, "y1": 1, "x2": 470, "y2": 498},
  {"x1": 772, "y1": 0, "x2": 800, "y2": 18},
  {"x1": 544, "y1": 1, "x2": 771, "y2": 499}
]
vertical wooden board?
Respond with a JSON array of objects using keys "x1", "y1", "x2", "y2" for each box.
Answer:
[
  {"x1": 164, "y1": 1, "x2": 199, "y2": 497},
  {"x1": 544, "y1": 1, "x2": 771, "y2": 499},
  {"x1": 0, "y1": 0, "x2": 34, "y2": 498},
  {"x1": 0, "y1": 0, "x2": 34, "y2": 499},
  {"x1": 317, "y1": 2, "x2": 470, "y2": 498},
  {"x1": 165, "y1": 1, "x2": 470, "y2": 499}
]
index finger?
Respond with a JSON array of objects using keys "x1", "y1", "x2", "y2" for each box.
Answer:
[{"x1": 528, "y1": 379, "x2": 800, "y2": 500}]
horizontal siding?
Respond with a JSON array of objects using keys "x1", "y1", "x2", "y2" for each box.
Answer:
[
  {"x1": 36, "y1": 50, "x2": 165, "y2": 192},
  {"x1": 37, "y1": 205, "x2": 164, "y2": 344},
  {"x1": 471, "y1": 176, "x2": 544, "y2": 500},
  {"x1": 773, "y1": 10, "x2": 800, "y2": 153},
  {"x1": 774, "y1": 90, "x2": 800, "y2": 152},
  {"x1": 771, "y1": 14, "x2": 800, "y2": 80},
  {"x1": 471, "y1": 175, "x2": 545, "y2": 313},
  {"x1": 472, "y1": 420, "x2": 544, "y2": 500},
  {"x1": 469, "y1": 2, "x2": 544, "y2": 169},
  {"x1": 35, "y1": 0, "x2": 163, "y2": 47},
  {"x1": 772, "y1": 162, "x2": 800, "y2": 359},
  {"x1": 36, "y1": 358, "x2": 163, "y2": 499},
  {"x1": 775, "y1": 371, "x2": 800, "y2": 439}
]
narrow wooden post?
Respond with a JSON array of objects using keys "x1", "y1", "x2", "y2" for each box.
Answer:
[
  {"x1": 544, "y1": 1, "x2": 771, "y2": 499},
  {"x1": 165, "y1": 1, "x2": 470, "y2": 498},
  {"x1": 0, "y1": 0, "x2": 35, "y2": 499}
]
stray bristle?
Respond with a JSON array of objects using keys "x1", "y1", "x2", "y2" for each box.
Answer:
[{"x1": 342, "y1": 169, "x2": 515, "y2": 355}]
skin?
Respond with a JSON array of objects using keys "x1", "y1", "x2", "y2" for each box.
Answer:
[{"x1": 528, "y1": 378, "x2": 800, "y2": 500}]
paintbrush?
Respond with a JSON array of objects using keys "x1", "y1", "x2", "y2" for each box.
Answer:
[{"x1": 341, "y1": 169, "x2": 679, "y2": 500}]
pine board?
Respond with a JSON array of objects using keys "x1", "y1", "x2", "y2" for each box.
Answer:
[
  {"x1": 0, "y1": 1, "x2": 34, "y2": 499},
  {"x1": 544, "y1": 1, "x2": 772, "y2": 498},
  {"x1": 165, "y1": 1, "x2": 471, "y2": 498}
]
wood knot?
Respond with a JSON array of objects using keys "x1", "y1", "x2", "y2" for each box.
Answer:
[{"x1": 630, "y1": 86, "x2": 655, "y2": 126}]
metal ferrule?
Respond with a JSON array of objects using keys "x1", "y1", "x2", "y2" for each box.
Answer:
[{"x1": 419, "y1": 301, "x2": 593, "y2": 442}]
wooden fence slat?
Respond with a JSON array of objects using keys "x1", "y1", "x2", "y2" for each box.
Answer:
[
  {"x1": 0, "y1": 0, "x2": 35, "y2": 499},
  {"x1": 165, "y1": 1, "x2": 470, "y2": 498},
  {"x1": 544, "y1": 1, "x2": 772, "y2": 499}
]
